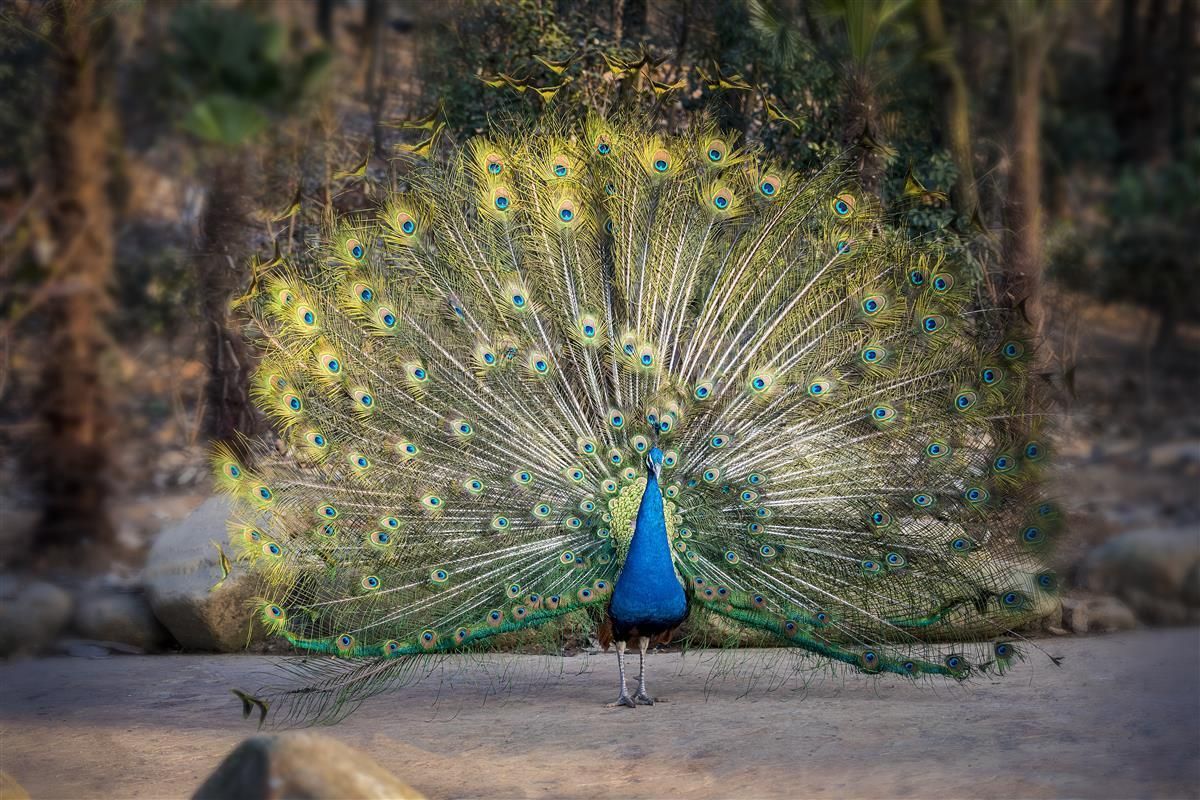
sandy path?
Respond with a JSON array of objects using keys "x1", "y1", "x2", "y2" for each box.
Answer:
[{"x1": 1, "y1": 628, "x2": 1197, "y2": 799}]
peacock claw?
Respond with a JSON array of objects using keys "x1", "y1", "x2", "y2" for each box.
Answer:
[
  {"x1": 633, "y1": 692, "x2": 657, "y2": 705},
  {"x1": 606, "y1": 694, "x2": 637, "y2": 708}
]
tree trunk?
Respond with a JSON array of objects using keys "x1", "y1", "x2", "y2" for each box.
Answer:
[
  {"x1": 199, "y1": 156, "x2": 262, "y2": 450},
  {"x1": 363, "y1": 0, "x2": 387, "y2": 154},
  {"x1": 1003, "y1": 5, "x2": 1053, "y2": 335},
  {"x1": 316, "y1": 0, "x2": 335, "y2": 42},
  {"x1": 35, "y1": 0, "x2": 117, "y2": 559},
  {"x1": 621, "y1": 0, "x2": 647, "y2": 41},
  {"x1": 1169, "y1": 0, "x2": 1196, "y2": 157},
  {"x1": 917, "y1": 0, "x2": 979, "y2": 220}
]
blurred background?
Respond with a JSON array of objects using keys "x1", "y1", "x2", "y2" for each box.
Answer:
[{"x1": 0, "y1": 0, "x2": 1196, "y2": 657}]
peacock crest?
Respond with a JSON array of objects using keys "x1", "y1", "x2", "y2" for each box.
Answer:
[{"x1": 213, "y1": 113, "x2": 1055, "y2": 723}]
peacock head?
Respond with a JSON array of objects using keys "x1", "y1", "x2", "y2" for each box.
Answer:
[{"x1": 646, "y1": 447, "x2": 664, "y2": 480}]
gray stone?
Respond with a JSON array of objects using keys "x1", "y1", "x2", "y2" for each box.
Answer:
[
  {"x1": 56, "y1": 638, "x2": 148, "y2": 656},
  {"x1": 1184, "y1": 562, "x2": 1200, "y2": 607},
  {"x1": 1085, "y1": 595, "x2": 1139, "y2": 632},
  {"x1": 143, "y1": 496, "x2": 263, "y2": 652},
  {"x1": 1079, "y1": 528, "x2": 1200, "y2": 624},
  {"x1": 1061, "y1": 597, "x2": 1089, "y2": 634},
  {"x1": 0, "y1": 575, "x2": 73, "y2": 656},
  {"x1": 72, "y1": 586, "x2": 171, "y2": 651},
  {"x1": 192, "y1": 733, "x2": 425, "y2": 800},
  {"x1": 1146, "y1": 439, "x2": 1200, "y2": 470}
]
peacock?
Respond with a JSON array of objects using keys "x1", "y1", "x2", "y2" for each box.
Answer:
[{"x1": 213, "y1": 113, "x2": 1057, "y2": 723}]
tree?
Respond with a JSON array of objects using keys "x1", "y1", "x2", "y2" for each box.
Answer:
[
  {"x1": 916, "y1": 0, "x2": 978, "y2": 220},
  {"x1": 35, "y1": 0, "x2": 118, "y2": 560},
  {"x1": 1001, "y1": 0, "x2": 1060, "y2": 334}
]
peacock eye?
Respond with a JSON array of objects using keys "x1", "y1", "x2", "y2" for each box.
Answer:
[{"x1": 346, "y1": 239, "x2": 365, "y2": 260}]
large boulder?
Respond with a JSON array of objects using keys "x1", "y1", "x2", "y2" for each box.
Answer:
[
  {"x1": 1079, "y1": 528, "x2": 1200, "y2": 625},
  {"x1": 192, "y1": 734, "x2": 425, "y2": 800},
  {"x1": 71, "y1": 579, "x2": 172, "y2": 651},
  {"x1": 0, "y1": 574, "x2": 73, "y2": 657},
  {"x1": 1061, "y1": 594, "x2": 1138, "y2": 634},
  {"x1": 143, "y1": 496, "x2": 263, "y2": 651}
]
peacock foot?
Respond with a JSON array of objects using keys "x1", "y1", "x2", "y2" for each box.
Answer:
[
  {"x1": 606, "y1": 693, "x2": 637, "y2": 709},
  {"x1": 633, "y1": 691, "x2": 660, "y2": 705}
]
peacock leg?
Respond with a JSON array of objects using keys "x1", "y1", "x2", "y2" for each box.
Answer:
[
  {"x1": 633, "y1": 636, "x2": 659, "y2": 705},
  {"x1": 605, "y1": 640, "x2": 636, "y2": 708}
]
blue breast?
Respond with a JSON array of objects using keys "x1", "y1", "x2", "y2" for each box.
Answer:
[{"x1": 609, "y1": 470, "x2": 688, "y2": 629}]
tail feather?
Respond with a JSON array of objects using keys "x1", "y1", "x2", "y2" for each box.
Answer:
[{"x1": 213, "y1": 113, "x2": 1054, "y2": 724}]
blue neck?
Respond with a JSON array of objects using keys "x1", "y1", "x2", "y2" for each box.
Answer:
[
  {"x1": 627, "y1": 472, "x2": 672, "y2": 570},
  {"x1": 610, "y1": 471, "x2": 687, "y2": 627}
]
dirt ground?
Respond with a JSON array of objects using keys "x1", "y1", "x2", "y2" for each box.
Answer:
[{"x1": 1, "y1": 628, "x2": 1197, "y2": 800}]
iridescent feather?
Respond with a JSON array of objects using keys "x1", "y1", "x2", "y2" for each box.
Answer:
[{"x1": 214, "y1": 114, "x2": 1054, "y2": 724}]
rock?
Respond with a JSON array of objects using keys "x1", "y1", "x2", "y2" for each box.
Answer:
[
  {"x1": 192, "y1": 733, "x2": 425, "y2": 800},
  {"x1": 56, "y1": 638, "x2": 148, "y2": 657},
  {"x1": 1184, "y1": 562, "x2": 1200, "y2": 607},
  {"x1": 0, "y1": 771, "x2": 30, "y2": 800},
  {"x1": 72, "y1": 585, "x2": 171, "y2": 651},
  {"x1": 1085, "y1": 596, "x2": 1138, "y2": 632},
  {"x1": 1146, "y1": 439, "x2": 1200, "y2": 470},
  {"x1": 1092, "y1": 438, "x2": 1139, "y2": 463},
  {"x1": 60, "y1": 641, "x2": 113, "y2": 659},
  {"x1": 0, "y1": 509, "x2": 38, "y2": 567},
  {"x1": 143, "y1": 496, "x2": 263, "y2": 651},
  {"x1": 1061, "y1": 597, "x2": 1089, "y2": 634},
  {"x1": 0, "y1": 575, "x2": 73, "y2": 656},
  {"x1": 1079, "y1": 528, "x2": 1200, "y2": 624},
  {"x1": 1017, "y1": 597, "x2": 1063, "y2": 635}
]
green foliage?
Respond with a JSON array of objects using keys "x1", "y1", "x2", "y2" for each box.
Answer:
[
  {"x1": 164, "y1": 3, "x2": 330, "y2": 148},
  {"x1": 416, "y1": 0, "x2": 573, "y2": 135},
  {"x1": 821, "y1": 0, "x2": 914, "y2": 66},
  {"x1": 1101, "y1": 151, "x2": 1200, "y2": 325},
  {"x1": 0, "y1": 7, "x2": 51, "y2": 173}
]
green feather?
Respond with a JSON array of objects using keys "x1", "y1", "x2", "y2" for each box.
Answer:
[{"x1": 213, "y1": 114, "x2": 1052, "y2": 724}]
